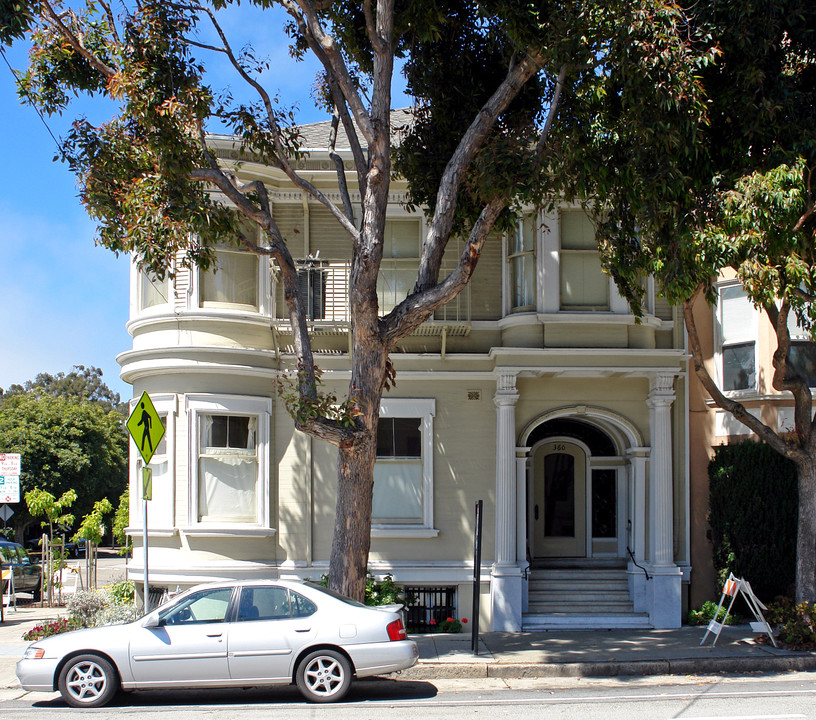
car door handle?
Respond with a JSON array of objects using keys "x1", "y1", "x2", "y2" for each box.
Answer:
[
  {"x1": 206, "y1": 632, "x2": 223, "y2": 638},
  {"x1": 295, "y1": 628, "x2": 311, "y2": 633}
]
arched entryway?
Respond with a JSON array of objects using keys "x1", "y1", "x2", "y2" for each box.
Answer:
[{"x1": 527, "y1": 417, "x2": 626, "y2": 562}]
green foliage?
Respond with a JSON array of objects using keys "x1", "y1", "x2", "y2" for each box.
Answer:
[
  {"x1": 687, "y1": 600, "x2": 738, "y2": 627},
  {"x1": 25, "y1": 488, "x2": 77, "y2": 536},
  {"x1": 321, "y1": 572, "x2": 403, "y2": 606},
  {"x1": 0, "y1": 365, "x2": 124, "y2": 413},
  {"x1": 433, "y1": 617, "x2": 463, "y2": 633},
  {"x1": 112, "y1": 488, "x2": 131, "y2": 554},
  {"x1": 766, "y1": 599, "x2": 816, "y2": 649},
  {"x1": 276, "y1": 365, "x2": 362, "y2": 428},
  {"x1": 708, "y1": 441, "x2": 798, "y2": 600},
  {"x1": 364, "y1": 573, "x2": 403, "y2": 607},
  {"x1": 106, "y1": 579, "x2": 136, "y2": 605},
  {"x1": 73, "y1": 498, "x2": 114, "y2": 545},
  {"x1": 0, "y1": 388, "x2": 127, "y2": 538}
]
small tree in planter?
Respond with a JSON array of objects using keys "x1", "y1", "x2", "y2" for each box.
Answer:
[{"x1": 25, "y1": 488, "x2": 76, "y2": 605}]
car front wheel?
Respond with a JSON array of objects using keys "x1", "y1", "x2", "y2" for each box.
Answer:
[
  {"x1": 57, "y1": 654, "x2": 119, "y2": 708},
  {"x1": 295, "y1": 649, "x2": 352, "y2": 703}
]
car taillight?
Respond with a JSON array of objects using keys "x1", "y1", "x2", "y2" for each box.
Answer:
[{"x1": 386, "y1": 618, "x2": 406, "y2": 641}]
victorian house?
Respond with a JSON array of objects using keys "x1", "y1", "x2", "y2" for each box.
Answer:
[{"x1": 120, "y1": 117, "x2": 691, "y2": 631}]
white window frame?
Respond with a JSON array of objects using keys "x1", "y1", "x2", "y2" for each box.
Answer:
[
  {"x1": 185, "y1": 394, "x2": 273, "y2": 536},
  {"x1": 372, "y1": 398, "x2": 438, "y2": 538},
  {"x1": 377, "y1": 217, "x2": 422, "y2": 314},
  {"x1": 130, "y1": 257, "x2": 172, "y2": 319},
  {"x1": 715, "y1": 281, "x2": 758, "y2": 394},
  {"x1": 505, "y1": 215, "x2": 538, "y2": 314},
  {"x1": 128, "y1": 394, "x2": 177, "y2": 535},
  {"x1": 559, "y1": 208, "x2": 610, "y2": 311}
]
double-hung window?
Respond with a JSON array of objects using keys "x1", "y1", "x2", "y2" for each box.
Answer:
[
  {"x1": 377, "y1": 219, "x2": 421, "y2": 313},
  {"x1": 188, "y1": 395, "x2": 271, "y2": 528},
  {"x1": 559, "y1": 210, "x2": 608, "y2": 310},
  {"x1": 507, "y1": 215, "x2": 537, "y2": 312},
  {"x1": 786, "y1": 307, "x2": 816, "y2": 386},
  {"x1": 718, "y1": 284, "x2": 757, "y2": 391},
  {"x1": 372, "y1": 399, "x2": 436, "y2": 536},
  {"x1": 138, "y1": 269, "x2": 170, "y2": 312},
  {"x1": 200, "y1": 248, "x2": 260, "y2": 310}
]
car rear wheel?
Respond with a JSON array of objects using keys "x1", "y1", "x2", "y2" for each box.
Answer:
[
  {"x1": 295, "y1": 649, "x2": 352, "y2": 703},
  {"x1": 57, "y1": 654, "x2": 119, "y2": 708}
]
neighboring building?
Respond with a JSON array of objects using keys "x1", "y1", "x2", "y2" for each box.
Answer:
[
  {"x1": 120, "y1": 119, "x2": 691, "y2": 631},
  {"x1": 687, "y1": 269, "x2": 808, "y2": 609}
]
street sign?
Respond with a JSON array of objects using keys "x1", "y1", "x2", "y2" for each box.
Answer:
[
  {"x1": 0, "y1": 453, "x2": 21, "y2": 476},
  {"x1": 0, "y1": 476, "x2": 20, "y2": 504},
  {"x1": 126, "y1": 392, "x2": 165, "y2": 465},
  {"x1": 0, "y1": 504, "x2": 13, "y2": 522}
]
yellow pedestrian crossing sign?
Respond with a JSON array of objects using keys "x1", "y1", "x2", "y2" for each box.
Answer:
[{"x1": 127, "y1": 392, "x2": 165, "y2": 465}]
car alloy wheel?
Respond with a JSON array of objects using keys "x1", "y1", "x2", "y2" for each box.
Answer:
[
  {"x1": 58, "y1": 654, "x2": 119, "y2": 708},
  {"x1": 296, "y1": 649, "x2": 352, "y2": 703}
]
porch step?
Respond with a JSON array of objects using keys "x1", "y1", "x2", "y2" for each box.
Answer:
[
  {"x1": 522, "y1": 612, "x2": 652, "y2": 631},
  {"x1": 523, "y1": 563, "x2": 651, "y2": 630}
]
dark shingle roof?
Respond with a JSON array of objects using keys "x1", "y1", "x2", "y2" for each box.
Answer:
[{"x1": 296, "y1": 108, "x2": 414, "y2": 150}]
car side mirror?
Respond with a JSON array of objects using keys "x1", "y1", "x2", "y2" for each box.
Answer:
[{"x1": 142, "y1": 613, "x2": 161, "y2": 628}]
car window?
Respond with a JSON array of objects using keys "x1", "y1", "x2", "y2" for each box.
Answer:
[
  {"x1": 160, "y1": 588, "x2": 232, "y2": 625},
  {"x1": 304, "y1": 581, "x2": 367, "y2": 608},
  {"x1": 0, "y1": 547, "x2": 13, "y2": 564},
  {"x1": 238, "y1": 586, "x2": 291, "y2": 621},
  {"x1": 290, "y1": 590, "x2": 317, "y2": 618}
]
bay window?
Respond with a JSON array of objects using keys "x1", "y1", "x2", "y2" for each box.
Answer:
[
  {"x1": 559, "y1": 209, "x2": 608, "y2": 310},
  {"x1": 507, "y1": 215, "x2": 536, "y2": 312}
]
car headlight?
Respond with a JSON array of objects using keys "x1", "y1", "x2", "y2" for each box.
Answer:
[{"x1": 23, "y1": 647, "x2": 45, "y2": 660}]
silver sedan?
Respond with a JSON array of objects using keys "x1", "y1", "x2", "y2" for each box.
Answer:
[{"x1": 16, "y1": 579, "x2": 418, "y2": 707}]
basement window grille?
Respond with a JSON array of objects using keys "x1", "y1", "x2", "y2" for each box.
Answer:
[{"x1": 403, "y1": 586, "x2": 457, "y2": 633}]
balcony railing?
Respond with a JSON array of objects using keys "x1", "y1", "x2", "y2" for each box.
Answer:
[{"x1": 273, "y1": 260, "x2": 471, "y2": 325}]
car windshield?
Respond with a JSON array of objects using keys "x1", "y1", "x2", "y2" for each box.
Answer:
[{"x1": 303, "y1": 582, "x2": 367, "y2": 608}]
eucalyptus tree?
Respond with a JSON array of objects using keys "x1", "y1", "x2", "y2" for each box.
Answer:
[
  {"x1": 561, "y1": 0, "x2": 816, "y2": 601},
  {"x1": 1, "y1": 0, "x2": 710, "y2": 599}
]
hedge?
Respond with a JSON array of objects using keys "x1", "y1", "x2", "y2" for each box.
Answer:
[{"x1": 708, "y1": 440, "x2": 797, "y2": 601}]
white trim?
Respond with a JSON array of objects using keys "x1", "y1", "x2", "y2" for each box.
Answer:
[
  {"x1": 715, "y1": 280, "x2": 758, "y2": 392},
  {"x1": 375, "y1": 398, "x2": 436, "y2": 533},
  {"x1": 129, "y1": 394, "x2": 178, "y2": 531},
  {"x1": 185, "y1": 393, "x2": 273, "y2": 529}
]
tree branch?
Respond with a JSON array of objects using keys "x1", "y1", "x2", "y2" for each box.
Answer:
[
  {"x1": 41, "y1": 0, "x2": 116, "y2": 78},
  {"x1": 415, "y1": 50, "x2": 546, "y2": 291},
  {"x1": 329, "y1": 108, "x2": 355, "y2": 222}
]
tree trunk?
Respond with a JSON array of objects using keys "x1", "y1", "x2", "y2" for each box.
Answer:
[
  {"x1": 328, "y1": 434, "x2": 377, "y2": 600},
  {"x1": 795, "y1": 455, "x2": 816, "y2": 603}
]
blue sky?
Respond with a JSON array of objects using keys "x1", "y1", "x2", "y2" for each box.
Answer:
[{"x1": 0, "y1": 6, "x2": 399, "y2": 402}]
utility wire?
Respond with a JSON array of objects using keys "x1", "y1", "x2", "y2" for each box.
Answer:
[{"x1": 0, "y1": 46, "x2": 65, "y2": 159}]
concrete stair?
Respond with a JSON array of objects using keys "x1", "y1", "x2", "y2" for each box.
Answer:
[{"x1": 522, "y1": 561, "x2": 652, "y2": 630}]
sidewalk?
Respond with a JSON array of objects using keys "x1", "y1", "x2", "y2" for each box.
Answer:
[{"x1": 2, "y1": 602, "x2": 816, "y2": 702}]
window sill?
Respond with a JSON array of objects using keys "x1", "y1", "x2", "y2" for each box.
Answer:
[
  {"x1": 371, "y1": 526, "x2": 439, "y2": 539},
  {"x1": 179, "y1": 526, "x2": 277, "y2": 539}
]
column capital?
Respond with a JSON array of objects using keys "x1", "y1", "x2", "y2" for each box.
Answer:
[
  {"x1": 647, "y1": 372, "x2": 676, "y2": 408},
  {"x1": 494, "y1": 371, "x2": 519, "y2": 406}
]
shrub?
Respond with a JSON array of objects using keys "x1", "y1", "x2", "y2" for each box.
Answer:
[
  {"x1": 687, "y1": 600, "x2": 738, "y2": 626},
  {"x1": 22, "y1": 617, "x2": 79, "y2": 641},
  {"x1": 708, "y1": 441, "x2": 797, "y2": 600},
  {"x1": 766, "y1": 600, "x2": 816, "y2": 649},
  {"x1": 67, "y1": 584, "x2": 139, "y2": 628}
]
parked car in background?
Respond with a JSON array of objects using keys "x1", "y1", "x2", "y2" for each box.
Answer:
[
  {"x1": 17, "y1": 578, "x2": 418, "y2": 707},
  {"x1": 0, "y1": 539, "x2": 42, "y2": 599}
]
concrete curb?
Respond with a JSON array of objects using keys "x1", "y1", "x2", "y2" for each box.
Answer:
[{"x1": 400, "y1": 653, "x2": 816, "y2": 680}]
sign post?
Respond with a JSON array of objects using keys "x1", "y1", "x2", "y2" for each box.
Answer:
[
  {"x1": 126, "y1": 392, "x2": 165, "y2": 615},
  {"x1": 0, "y1": 453, "x2": 21, "y2": 625}
]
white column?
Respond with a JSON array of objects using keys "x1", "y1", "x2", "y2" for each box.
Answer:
[
  {"x1": 494, "y1": 372, "x2": 520, "y2": 567},
  {"x1": 647, "y1": 373, "x2": 676, "y2": 567},
  {"x1": 491, "y1": 371, "x2": 523, "y2": 631},
  {"x1": 645, "y1": 373, "x2": 682, "y2": 628}
]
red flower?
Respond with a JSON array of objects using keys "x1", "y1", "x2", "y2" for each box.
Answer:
[
  {"x1": 446, "y1": 617, "x2": 454, "y2": 622},
  {"x1": 429, "y1": 618, "x2": 436, "y2": 625},
  {"x1": 462, "y1": 618, "x2": 468, "y2": 623}
]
